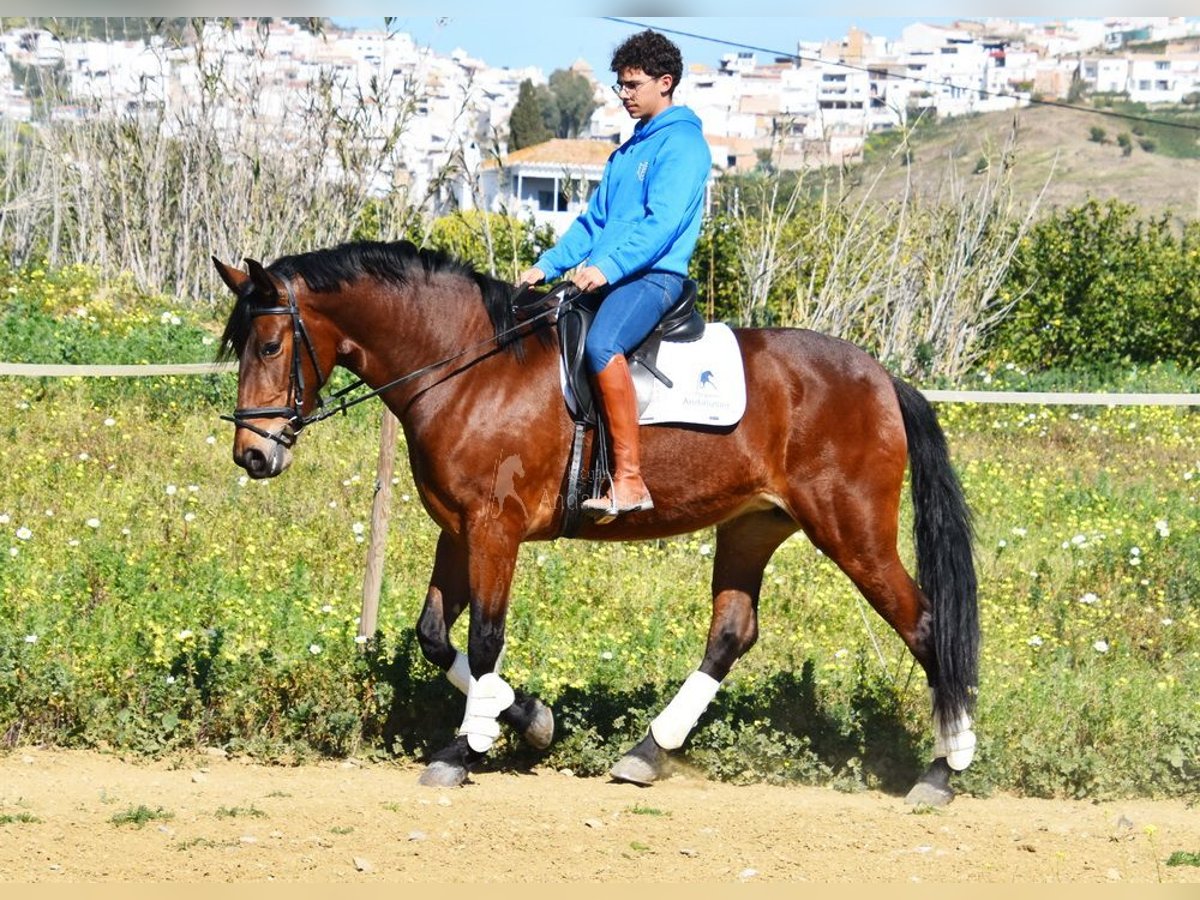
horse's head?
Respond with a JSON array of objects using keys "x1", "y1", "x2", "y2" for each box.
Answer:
[{"x1": 214, "y1": 256, "x2": 332, "y2": 479}]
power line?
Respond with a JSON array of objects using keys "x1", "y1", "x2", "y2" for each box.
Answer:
[{"x1": 603, "y1": 16, "x2": 1200, "y2": 134}]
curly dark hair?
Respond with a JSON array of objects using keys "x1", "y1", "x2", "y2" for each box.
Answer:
[{"x1": 610, "y1": 29, "x2": 683, "y2": 96}]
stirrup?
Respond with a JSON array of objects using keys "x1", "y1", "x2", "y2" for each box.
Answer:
[{"x1": 581, "y1": 484, "x2": 654, "y2": 523}]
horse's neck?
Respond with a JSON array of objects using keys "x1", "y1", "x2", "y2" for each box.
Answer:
[{"x1": 330, "y1": 278, "x2": 515, "y2": 415}]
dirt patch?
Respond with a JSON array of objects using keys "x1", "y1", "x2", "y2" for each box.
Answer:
[{"x1": 0, "y1": 748, "x2": 1197, "y2": 883}]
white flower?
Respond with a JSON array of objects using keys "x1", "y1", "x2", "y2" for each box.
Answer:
[
  {"x1": 321, "y1": 604, "x2": 333, "y2": 614},
  {"x1": 23, "y1": 634, "x2": 37, "y2": 644},
  {"x1": 166, "y1": 675, "x2": 176, "y2": 685},
  {"x1": 1130, "y1": 546, "x2": 1141, "y2": 556},
  {"x1": 16, "y1": 527, "x2": 32, "y2": 541},
  {"x1": 699, "y1": 543, "x2": 712, "y2": 556},
  {"x1": 44, "y1": 509, "x2": 54, "y2": 517},
  {"x1": 0, "y1": 514, "x2": 8, "y2": 525},
  {"x1": 121, "y1": 528, "x2": 131, "y2": 536},
  {"x1": 8, "y1": 547, "x2": 17, "y2": 557},
  {"x1": 328, "y1": 501, "x2": 338, "y2": 509},
  {"x1": 187, "y1": 485, "x2": 199, "y2": 493},
  {"x1": 401, "y1": 494, "x2": 411, "y2": 502},
  {"x1": 86, "y1": 518, "x2": 100, "y2": 529},
  {"x1": 1093, "y1": 640, "x2": 1109, "y2": 653},
  {"x1": 1011, "y1": 527, "x2": 1027, "y2": 538},
  {"x1": 997, "y1": 539, "x2": 1007, "y2": 549},
  {"x1": 170, "y1": 314, "x2": 181, "y2": 326},
  {"x1": 165, "y1": 484, "x2": 177, "y2": 496},
  {"x1": 1155, "y1": 520, "x2": 1170, "y2": 538},
  {"x1": 238, "y1": 475, "x2": 249, "y2": 487},
  {"x1": 1162, "y1": 618, "x2": 1174, "y2": 627},
  {"x1": 1079, "y1": 592, "x2": 1099, "y2": 605},
  {"x1": 104, "y1": 417, "x2": 116, "y2": 427},
  {"x1": 78, "y1": 452, "x2": 89, "y2": 461},
  {"x1": 201, "y1": 336, "x2": 215, "y2": 346},
  {"x1": 1027, "y1": 635, "x2": 1043, "y2": 647},
  {"x1": 351, "y1": 522, "x2": 365, "y2": 535},
  {"x1": 834, "y1": 648, "x2": 849, "y2": 659},
  {"x1": 205, "y1": 435, "x2": 216, "y2": 445},
  {"x1": 354, "y1": 635, "x2": 368, "y2": 645},
  {"x1": 68, "y1": 539, "x2": 80, "y2": 547},
  {"x1": 1071, "y1": 534, "x2": 1087, "y2": 546},
  {"x1": 308, "y1": 644, "x2": 322, "y2": 655},
  {"x1": 176, "y1": 629, "x2": 193, "y2": 641},
  {"x1": 183, "y1": 512, "x2": 196, "y2": 523},
  {"x1": 600, "y1": 651, "x2": 613, "y2": 661}
]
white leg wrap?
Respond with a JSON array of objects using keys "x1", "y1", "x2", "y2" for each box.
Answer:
[
  {"x1": 933, "y1": 708, "x2": 977, "y2": 771},
  {"x1": 446, "y1": 651, "x2": 470, "y2": 693},
  {"x1": 650, "y1": 671, "x2": 721, "y2": 750},
  {"x1": 459, "y1": 672, "x2": 515, "y2": 753}
]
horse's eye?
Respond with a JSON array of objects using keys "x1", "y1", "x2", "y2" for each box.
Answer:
[{"x1": 261, "y1": 340, "x2": 282, "y2": 358}]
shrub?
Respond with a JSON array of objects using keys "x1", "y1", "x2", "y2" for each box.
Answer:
[{"x1": 988, "y1": 199, "x2": 1200, "y2": 369}]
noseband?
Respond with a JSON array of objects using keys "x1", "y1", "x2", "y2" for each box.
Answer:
[{"x1": 221, "y1": 275, "x2": 326, "y2": 448}]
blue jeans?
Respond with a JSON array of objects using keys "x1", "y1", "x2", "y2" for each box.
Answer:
[{"x1": 584, "y1": 271, "x2": 685, "y2": 374}]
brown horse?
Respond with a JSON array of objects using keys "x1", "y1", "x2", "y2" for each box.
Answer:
[{"x1": 214, "y1": 239, "x2": 978, "y2": 805}]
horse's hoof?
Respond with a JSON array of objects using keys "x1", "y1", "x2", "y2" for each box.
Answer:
[
  {"x1": 523, "y1": 700, "x2": 555, "y2": 751},
  {"x1": 905, "y1": 757, "x2": 955, "y2": 807},
  {"x1": 609, "y1": 732, "x2": 669, "y2": 785},
  {"x1": 417, "y1": 761, "x2": 468, "y2": 788}
]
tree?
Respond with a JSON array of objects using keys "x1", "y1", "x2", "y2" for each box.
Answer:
[
  {"x1": 508, "y1": 79, "x2": 552, "y2": 151},
  {"x1": 547, "y1": 68, "x2": 598, "y2": 138}
]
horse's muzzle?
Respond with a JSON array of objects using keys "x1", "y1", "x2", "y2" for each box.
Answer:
[{"x1": 234, "y1": 438, "x2": 292, "y2": 479}]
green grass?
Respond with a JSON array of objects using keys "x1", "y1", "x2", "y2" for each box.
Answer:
[
  {"x1": 214, "y1": 805, "x2": 266, "y2": 819},
  {"x1": 110, "y1": 805, "x2": 174, "y2": 828},
  {"x1": 0, "y1": 812, "x2": 42, "y2": 824}
]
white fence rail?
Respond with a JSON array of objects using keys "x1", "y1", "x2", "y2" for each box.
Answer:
[{"x1": 1, "y1": 362, "x2": 1195, "y2": 406}]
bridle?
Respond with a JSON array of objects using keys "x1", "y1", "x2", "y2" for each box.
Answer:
[{"x1": 222, "y1": 274, "x2": 578, "y2": 448}]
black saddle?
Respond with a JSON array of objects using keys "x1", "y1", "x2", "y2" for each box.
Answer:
[{"x1": 558, "y1": 278, "x2": 705, "y2": 425}]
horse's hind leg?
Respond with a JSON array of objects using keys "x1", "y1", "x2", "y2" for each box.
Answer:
[
  {"x1": 798, "y1": 498, "x2": 962, "y2": 806},
  {"x1": 611, "y1": 509, "x2": 796, "y2": 785},
  {"x1": 415, "y1": 532, "x2": 553, "y2": 767}
]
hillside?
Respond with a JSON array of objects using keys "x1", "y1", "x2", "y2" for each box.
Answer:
[{"x1": 858, "y1": 103, "x2": 1200, "y2": 221}]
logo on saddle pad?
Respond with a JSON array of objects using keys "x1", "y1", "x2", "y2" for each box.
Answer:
[{"x1": 699, "y1": 370, "x2": 717, "y2": 390}]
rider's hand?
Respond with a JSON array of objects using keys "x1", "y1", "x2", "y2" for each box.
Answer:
[
  {"x1": 570, "y1": 265, "x2": 608, "y2": 293},
  {"x1": 516, "y1": 267, "x2": 545, "y2": 287}
]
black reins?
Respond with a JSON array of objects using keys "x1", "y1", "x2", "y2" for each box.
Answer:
[{"x1": 222, "y1": 276, "x2": 578, "y2": 447}]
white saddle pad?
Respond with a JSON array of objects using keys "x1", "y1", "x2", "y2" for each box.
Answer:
[{"x1": 561, "y1": 322, "x2": 746, "y2": 427}]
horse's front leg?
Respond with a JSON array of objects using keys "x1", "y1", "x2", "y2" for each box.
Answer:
[
  {"x1": 418, "y1": 524, "x2": 543, "y2": 787},
  {"x1": 611, "y1": 512, "x2": 794, "y2": 785},
  {"x1": 416, "y1": 532, "x2": 554, "y2": 765}
]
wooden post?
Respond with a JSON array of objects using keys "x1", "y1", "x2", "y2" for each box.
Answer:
[{"x1": 359, "y1": 409, "x2": 399, "y2": 644}]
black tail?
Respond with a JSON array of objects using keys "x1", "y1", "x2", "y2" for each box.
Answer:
[{"x1": 892, "y1": 378, "x2": 979, "y2": 731}]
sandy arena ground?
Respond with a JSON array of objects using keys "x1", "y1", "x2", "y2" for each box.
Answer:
[{"x1": 0, "y1": 748, "x2": 1197, "y2": 883}]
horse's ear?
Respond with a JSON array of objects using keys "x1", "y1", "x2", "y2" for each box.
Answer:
[
  {"x1": 245, "y1": 258, "x2": 281, "y2": 301},
  {"x1": 212, "y1": 256, "x2": 251, "y2": 295}
]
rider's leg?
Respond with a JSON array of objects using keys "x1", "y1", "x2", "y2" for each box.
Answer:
[{"x1": 582, "y1": 272, "x2": 683, "y2": 520}]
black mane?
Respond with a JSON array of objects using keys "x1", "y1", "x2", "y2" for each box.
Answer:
[{"x1": 218, "y1": 239, "x2": 523, "y2": 361}]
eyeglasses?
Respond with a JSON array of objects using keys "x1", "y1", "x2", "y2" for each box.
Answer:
[{"x1": 611, "y1": 78, "x2": 656, "y2": 97}]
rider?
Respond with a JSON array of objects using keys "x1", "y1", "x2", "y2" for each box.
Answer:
[{"x1": 518, "y1": 29, "x2": 712, "y2": 521}]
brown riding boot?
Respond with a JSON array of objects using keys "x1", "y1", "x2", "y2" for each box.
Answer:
[{"x1": 583, "y1": 355, "x2": 654, "y2": 521}]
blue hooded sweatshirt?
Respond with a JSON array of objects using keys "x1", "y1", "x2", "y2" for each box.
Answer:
[{"x1": 534, "y1": 105, "x2": 711, "y2": 286}]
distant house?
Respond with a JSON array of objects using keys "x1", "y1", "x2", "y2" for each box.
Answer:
[{"x1": 472, "y1": 137, "x2": 615, "y2": 236}]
